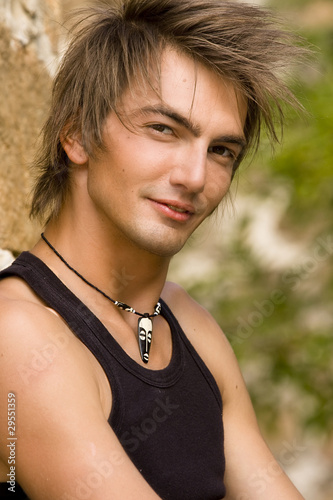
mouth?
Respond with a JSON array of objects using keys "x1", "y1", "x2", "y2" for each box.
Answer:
[
  {"x1": 155, "y1": 199, "x2": 195, "y2": 213},
  {"x1": 164, "y1": 204, "x2": 190, "y2": 214},
  {"x1": 149, "y1": 199, "x2": 195, "y2": 222}
]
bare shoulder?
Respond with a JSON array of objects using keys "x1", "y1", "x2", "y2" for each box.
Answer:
[
  {"x1": 0, "y1": 274, "x2": 103, "y2": 400},
  {"x1": 0, "y1": 276, "x2": 81, "y2": 370},
  {"x1": 162, "y1": 281, "x2": 221, "y2": 329},
  {"x1": 161, "y1": 281, "x2": 239, "y2": 399},
  {"x1": 162, "y1": 280, "x2": 229, "y2": 339},
  {"x1": 162, "y1": 280, "x2": 230, "y2": 347},
  {"x1": 0, "y1": 276, "x2": 98, "y2": 399},
  {"x1": 0, "y1": 276, "x2": 102, "y2": 460}
]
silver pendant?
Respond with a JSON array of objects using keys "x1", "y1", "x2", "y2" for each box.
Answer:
[{"x1": 138, "y1": 316, "x2": 153, "y2": 364}]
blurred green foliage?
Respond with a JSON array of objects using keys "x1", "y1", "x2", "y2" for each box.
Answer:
[
  {"x1": 184, "y1": 3, "x2": 333, "y2": 438},
  {"x1": 267, "y1": 28, "x2": 333, "y2": 227}
]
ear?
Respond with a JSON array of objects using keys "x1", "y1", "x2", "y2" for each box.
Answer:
[{"x1": 61, "y1": 132, "x2": 88, "y2": 165}]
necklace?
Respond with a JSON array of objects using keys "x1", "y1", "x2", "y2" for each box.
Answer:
[{"x1": 41, "y1": 233, "x2": 161, "y2": 364}]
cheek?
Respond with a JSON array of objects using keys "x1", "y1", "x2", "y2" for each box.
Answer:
[
  {"x1": 88, "y1": 151, "x2": 126, "y2": 192},
  {"x1": 204, "y1": 167, "x2": 232, "y2": 206}
]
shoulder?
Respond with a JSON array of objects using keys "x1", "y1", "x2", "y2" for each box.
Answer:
[
  {"x1": 162, "y1": 280, "x2": 227, "y2": 340},
  {"x1": 0, "y1": 276, "x2": 61, "y2": 351},
  {"x1": 161, "y1": 280, "x2": 227, "y2": 345},
  {"x1": 0, "y1": 282, "x2": 96, "y2": 402},
  {"x1": 162, "y1": 281, "x2": 226, "y2": 341},
  {"x1": 0, "y1": 275, "x2": 75, "y2": 361},
  {"x1": 0, "y1": 278, "x2": 103, "y2": 452},
  {"x1": 161, "y1": 281, "x2": 238, "y2": 398},
  {"x1": 0, "y1": 275, "x2": 100, "y2": 389}
]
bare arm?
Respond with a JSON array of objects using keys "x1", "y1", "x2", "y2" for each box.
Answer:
[
  {"x1": 163, "y1": 283, "x2": 304, "y2": 500},
  {"x1": 221, "y1": 361, "x2": 304, "y2": 500},
  {"x1": 0, "y1": 296, "x2": 161, "y2": 500}
]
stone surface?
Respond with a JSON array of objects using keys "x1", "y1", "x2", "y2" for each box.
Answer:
[{"x1": 0, "y1": 0, "x2": 61, "y2": 253}]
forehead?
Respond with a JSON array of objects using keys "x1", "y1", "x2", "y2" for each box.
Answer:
[{"x1": 118, "y1": 47, "x2": 247, "y2": 135}]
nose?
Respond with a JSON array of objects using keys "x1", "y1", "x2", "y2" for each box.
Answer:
[{"x1": 169, "y1": 144, "x2": 207, "y2": 194}]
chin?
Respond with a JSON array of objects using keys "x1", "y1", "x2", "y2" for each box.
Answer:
[
  {"x1": 144, "y1": 239, "x2": 187, "y2": 258},
  {"x1": 121, "y1": 220, "x2": 195, "y2": 258},
  {"x1": 132, "y1": 230, "x2": 188, "y2": 258}
]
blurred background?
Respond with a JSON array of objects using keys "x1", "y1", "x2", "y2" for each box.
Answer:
[{"x1": 0, "y1": 0, "x2": 332, "y2": 498}]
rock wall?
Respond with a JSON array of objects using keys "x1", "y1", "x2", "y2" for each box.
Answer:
[{"x1": 0, "y1": 0, "x2": 61, "y2": 256}]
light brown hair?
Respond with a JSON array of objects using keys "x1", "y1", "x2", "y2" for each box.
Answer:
[{"x1": 30, "y1": 0, "x2": 307, "y2": 222}]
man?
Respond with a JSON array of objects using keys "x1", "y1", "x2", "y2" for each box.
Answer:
[{"x1": 0, "y1": 0, "x2": 306, "y2": 498}]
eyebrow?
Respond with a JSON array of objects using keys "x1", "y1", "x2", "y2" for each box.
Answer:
[{"x1": 134, "y1": 104, "x2": 247, "y2": 150}]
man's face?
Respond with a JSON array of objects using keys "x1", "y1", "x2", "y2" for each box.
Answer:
[{"x1": 85, "y1": 48, "x2": 247, "y2": 258}]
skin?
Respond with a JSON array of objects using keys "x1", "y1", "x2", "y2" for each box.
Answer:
[{"x1": 0, "y1": 48, "x2": 304, "y2": 499}]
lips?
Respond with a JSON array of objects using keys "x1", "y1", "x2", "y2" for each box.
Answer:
[
  {"x1": 166, "y1": 205, "x2": 188, "y2": 213},
  {"x1": 153, "y1": 199, "x2": 195, "y2": 214},
  {"x1": 149, "y1": 198, "x2": 196, "y2": 222}
]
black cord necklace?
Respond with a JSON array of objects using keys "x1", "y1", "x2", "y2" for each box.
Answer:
[{"x1": 41, "y1": 233, "x2": 161, "y2": 364}]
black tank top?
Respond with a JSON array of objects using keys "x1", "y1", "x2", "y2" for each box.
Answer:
[{"x1": 0, "y1": 252, "x2": 226, "y2": 499}]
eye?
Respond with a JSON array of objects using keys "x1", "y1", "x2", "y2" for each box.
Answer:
[
  {"x1": 208, "y1": 145, "x2": 235, "y2": 159},
  {"x1": 149, "y1": 124, "x2": 174, "y2": 135}
]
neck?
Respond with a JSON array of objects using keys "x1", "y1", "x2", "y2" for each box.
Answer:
[{"x1": 32, "y1": 213, "x2": 171, "y2": 316}]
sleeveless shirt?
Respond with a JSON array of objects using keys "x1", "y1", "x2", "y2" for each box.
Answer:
[{"x1": 0, "y1": 252, "x2": 226, "y2": 499}]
